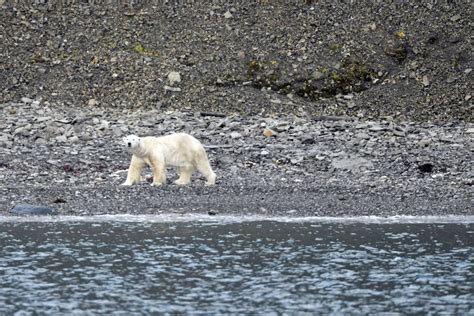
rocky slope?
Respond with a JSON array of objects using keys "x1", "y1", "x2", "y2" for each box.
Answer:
[{"x1": 1, "y1": 1, "x2": 472, "y2": 121}]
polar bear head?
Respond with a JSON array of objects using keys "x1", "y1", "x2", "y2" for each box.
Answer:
[{"x1": 123, "y1": 135, "x2": 141, "y2": 152}]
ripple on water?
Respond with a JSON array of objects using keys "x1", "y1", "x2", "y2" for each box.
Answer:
[{"x1": 0, "y1": 220, "x2": 472, "y2": 314}]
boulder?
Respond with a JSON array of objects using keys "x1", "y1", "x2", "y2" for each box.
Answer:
[{"x1": 11, "y1": 204, "x2": 57, "y2": 216}]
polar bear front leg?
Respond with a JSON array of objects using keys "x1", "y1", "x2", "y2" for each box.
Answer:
[
  {"x1": 122, "y1": 155, "x2": 145, "y2": 185},
  {"x1": 149, "y1": 156, "x2": 166, "y2": 186}
]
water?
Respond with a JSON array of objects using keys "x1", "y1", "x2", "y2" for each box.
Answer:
[{"x1": 0, "y1": 215, "x2": 473, "y2": 314}]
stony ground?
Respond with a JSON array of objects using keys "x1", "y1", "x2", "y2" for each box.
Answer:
[
  {"x1": 1, "y1": 99, "x2": 472, "y2": 216},
  {"x1": 1, "y1": 1, "x2": 472, "y2": 121},
  {"x1": 0, "y1": 1, "x2": 472, "y2": 216}
]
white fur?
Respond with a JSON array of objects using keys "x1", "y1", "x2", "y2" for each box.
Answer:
[{"x1": 122, "y1": 133, "x2": 216, "y2": 186}]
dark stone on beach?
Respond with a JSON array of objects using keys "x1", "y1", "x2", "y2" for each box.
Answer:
[
  {"x1": 301, "y1": 136, "x2": 316, "y2": 145},
  {"x1": 418, "y1": 163, "x2": 434, "y2": 173},
  {"x1": 11, "y1": 204, "x2": 57, "y2": 216},
  {"x1": 200, "y1": 112, "x2": 227, "y2": 118}
]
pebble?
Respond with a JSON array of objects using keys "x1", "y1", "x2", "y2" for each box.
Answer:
[
  {"x1": 21, "y1": 97, "x2": 33, "y2": 104},
  {"x1": 391, "y1": 129, "x2": 406, "y2": 137},
  {"x1": 300, "y1": 135, "x2": 316, "y2": 144},
  {"x1": 450, "y1": 14, "x2": 461, "y2": 22},
  {"x1": 311, "y1": 71, "x2": 324, "y2": 80},
  {"x1": 263, "y1": 128, "x2": 277, "y2": 137},
  {"x1": 56, "y1": 135, "x2": 68, "y2": 142},
  {"x1": 356, "y1": 132, "x2": 371, "y2": 140},
  {"x1": 167, "y1": 72, "x2": 181, "y2": 86},
  {"x1": 331, "y1": 157, "x2": 373, "y2": 171},
  {"x1": 164, "y1": 85, "x2": 182, "y2": 92},
  {"x1": 418, "y1": 139, "x2": 432, "y2": 147},
  {"x1": 418, "y1": 163, "x2": 434, "y2": 173},
  {"x1": 422, "y1": 76, "x2": 430, "y2": 87},
  {"x1": 230, "y1": 132, "x2": 242, "y2": 139}
]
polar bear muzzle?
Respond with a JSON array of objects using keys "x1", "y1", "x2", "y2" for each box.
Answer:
[{"x1": 123, "y1": 135, "x2": 141, "y2": 152}]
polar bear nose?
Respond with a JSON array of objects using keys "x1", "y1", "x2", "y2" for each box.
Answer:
[{"x1": 127, "y1": 142, "x2": 131, "y2": 147}]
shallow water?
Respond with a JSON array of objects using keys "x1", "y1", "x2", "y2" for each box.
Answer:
[{"x1": 0, "y1": 216, "x2": 473, "y2": 314}]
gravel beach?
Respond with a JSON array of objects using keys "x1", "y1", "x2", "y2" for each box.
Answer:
[
  {"x1": 1, "y1": 100, "x2": 472, "y2": 216},
  {"x1": 0, "y1": 1, "x2": 472, "y2": 216}
]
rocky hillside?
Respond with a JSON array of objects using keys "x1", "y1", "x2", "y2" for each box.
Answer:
[{"x1": 1, "y1": 1, "x2": 472, "y2": 121}]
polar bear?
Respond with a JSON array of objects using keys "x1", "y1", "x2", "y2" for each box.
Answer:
[{"x1": 122, "y1": 133, "x2": 216, "y2": 186}]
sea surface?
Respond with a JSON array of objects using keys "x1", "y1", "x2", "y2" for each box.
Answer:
[{"x1": 0, "y1": 215, "x2": 473, "y2": 314}]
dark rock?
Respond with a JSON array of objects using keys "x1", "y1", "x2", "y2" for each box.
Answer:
[
  {"x1": 200, "y1": 112, "x2": 227, "y2": 118},
  {"x1": 418, "y1": 163, "x2": 434, "y2": 173},
  {"x1": 11, "y1": 204, "x2": 57, "y2": 216},
  {"x1": 301, "y1": 136, "x2": 316, "y2": 144},
  {"x1": 355, "y1": 132, "x2": 370, "y2": 140}
]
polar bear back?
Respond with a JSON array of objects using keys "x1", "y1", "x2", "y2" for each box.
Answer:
[{"x1": 139, "y1": 133, "x2": 207, "y2": 167}]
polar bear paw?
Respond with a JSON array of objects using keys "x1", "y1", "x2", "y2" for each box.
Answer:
[
  {"x1": 174, "y1": 179, "x2": 190, "y2": 186},
  {"x1": 205, "y1": 174, "x2": 216, "y2": 186}
]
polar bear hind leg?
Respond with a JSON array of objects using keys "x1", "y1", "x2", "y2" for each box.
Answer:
[
  {"x1": 122, "y1": 155, "x2": 145, "y2": 185},
  {"x1": 174, "y1": 166, "x2": 194, "y2": 185},
  {"x1": 194, "y1": 152, "x2": 216, "y2": 186}
]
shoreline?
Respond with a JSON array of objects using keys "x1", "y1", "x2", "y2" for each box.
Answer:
[{"x1": 2, "y1": 213, "x2": 474, "y2": 224}]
